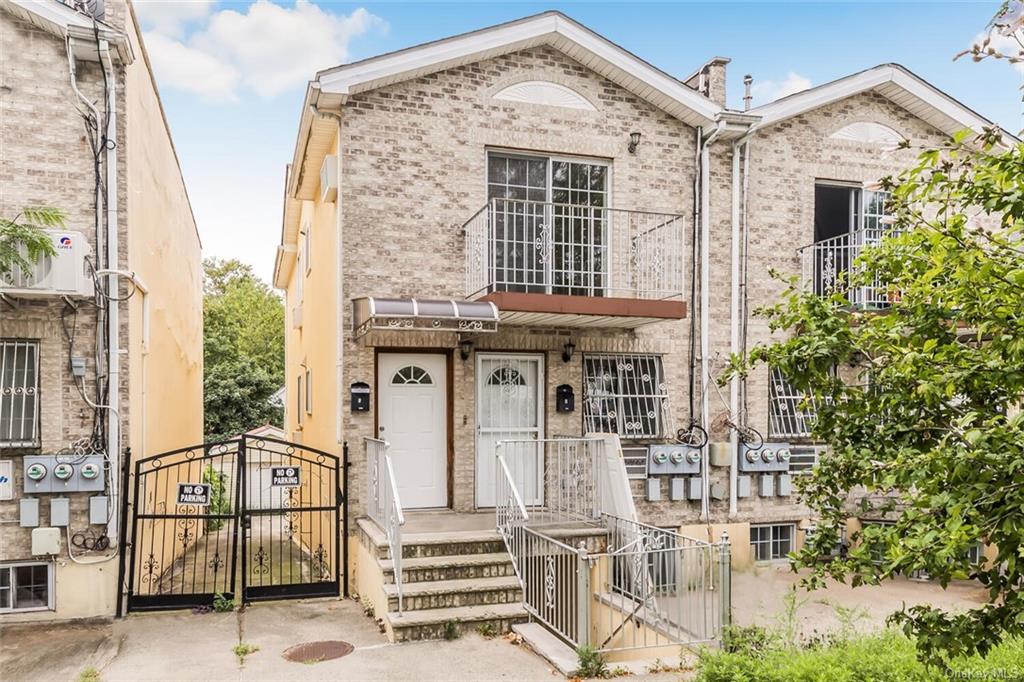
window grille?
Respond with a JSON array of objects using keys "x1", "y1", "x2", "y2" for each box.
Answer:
[
  {"x1": 1, "y1": 340, "x2": 40, "y2": 448},
  {"x1": 620, "y1": 446, "x2": 649, "y2": 479},
  {"x1": 0, "y1": 562, "x2": 53, "y2": 611},
  {"x1": 750, "y1": 524, "x2": 795, "y2": 562},
  {"x1": 583, "y1": 354, "x2": 666, "y2": 440},
  {"x1": 768, "y1": 367, "x2": 818, "y2": 440},
  {"x1": 789, "y1": 446, "x2": 823, "y2": 474}
]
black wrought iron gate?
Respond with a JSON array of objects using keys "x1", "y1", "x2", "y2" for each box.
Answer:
[{"x1": 123, "y1": 436, "x2": 346, "y2": 612}]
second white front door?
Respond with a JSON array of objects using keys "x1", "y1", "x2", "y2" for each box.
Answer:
[
  {"x1": 476, "y1": 353, "x2": 545, "y2": 508},
  {"x1": 378, "y1": 353, "x2": 447, "y2": 509}
]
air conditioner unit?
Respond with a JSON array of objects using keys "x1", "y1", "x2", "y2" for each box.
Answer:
[
  {"x1": 320, "y1": 154, "x2": 338, "y2": 203},
  {"x1": 0, "y1": 230, "x2": 94, "y2": 299}
]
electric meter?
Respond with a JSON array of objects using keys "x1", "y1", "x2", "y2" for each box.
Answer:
[
  {"x1": 26, "y1": 462, "x2": 47, "y2": 481},
  {"x1": 777, "y1": 448, "x2": 791, "y2": 463},
  {"x1": 652, "y1": 451, "x2": 668, "y2": 465},
  {"x1": 81, "y1": 462, "x2": 101, "y2": 480},
  {"x1": 760, "y1": 449, "x2": 775, "y2": 463},
  {"x1": 686, "y1": 450, "x2": 701, "y2": 464},
  {"x1": 669, "y1": 450, "x2": 685, "y2": 464},
  {"x1": 745, "y1": 450, "x2": 758, "y2": 463},
  {"x1": 54, "y1": 463, "x2": 74, "y2": 480}
]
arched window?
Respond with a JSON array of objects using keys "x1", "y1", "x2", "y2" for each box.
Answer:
[
  {"x1": 391, "y1": 365, "x2": 433, "y2": 385},
  {"x1": 487, "y1": 366, "x2": 525, "y2": 387}
]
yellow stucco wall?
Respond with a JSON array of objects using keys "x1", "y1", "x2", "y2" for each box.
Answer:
[
  {"x1": 125, "y1": 4, "x2": 203, "y2": 458},
  {"x1": 282, "y1": 134, "x2": 339, "y2": 457}
]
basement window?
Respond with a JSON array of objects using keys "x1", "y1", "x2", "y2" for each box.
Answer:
[
  {"x1": 583, "y1": 354, "x2": 666, "y2": 440},
  {"x1": 750, "y1": 524, "x2": 795, "y2": 562},
  {"x1": 0, "y1": 340, "x2": 40, "y2": 448},
  {"x1": 0, "y1": 562, "x2": 53, "y2": 612}
]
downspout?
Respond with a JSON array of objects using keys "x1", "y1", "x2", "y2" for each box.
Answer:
[
  {"x1": 728, "y1": 130, "x2": 755, "y2": 518},
  {"x1": 309, "y1": 104, "x2": 345, "y2": 447},
  {"x1": 698, "y1": 120, "x2": 725, "y2": 522},
  {"x1": 100, "y1": 41, "x2": 121, "y2": 545}
]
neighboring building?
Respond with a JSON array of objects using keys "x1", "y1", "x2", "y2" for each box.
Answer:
[
  {"x1": 272, "y1": 12, "x2": 1000, "y2": 645},
  {"x1": 0, "y1": 0, "x2": 202, "y2": 620}
]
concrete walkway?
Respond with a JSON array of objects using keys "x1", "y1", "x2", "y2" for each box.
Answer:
[{"x1": 1, "y1": 599, "x2": 561, "y2": 682}]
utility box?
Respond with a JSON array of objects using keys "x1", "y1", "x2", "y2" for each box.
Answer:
[
  {"x1": 777, "y1": 474, "x2": 793, "y2": 497},
  {"x1": 20, "y1": 498, "x2": 40, "y2": 527},
  {"x1": 738, "y1": 442, "x2": 793, "y2": 473},
  {"x1": 710, "y1": 483, "x2": 726, "y2": 501},
  {"x1": 50, "y1": 498, "x2": 70, "y2": 526},
  {"x1": 648, "y1": 444, "x2": 702, "y2": 476},
  {"x1": 709, "y1": 442, "x2": 732, "y2": 467},
  {"x1": 736, "y1": 475, "x2": 751, "y2": 498},
  {"x1": 645, "y1": 478, "x2": 662, "y2": 502},
  {"x1": 31, "y1": 527, "x2": 61, "y2": 556},
  {"x1": 669, "y1": 478, "x2": 686, "y2": 501},
  {"x1": 89, "y1": 496, "x2": 109, "y2": 525},
  {"x1": 759, "y1": 474, "x2": 775, "y2": 497},
  {"x1": 687, "y1": 477, "x2": 703, "y2": 501}
]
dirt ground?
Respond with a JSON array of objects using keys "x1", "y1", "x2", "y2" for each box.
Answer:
[{"x1": 0, "y1": 569, "x2": 988, "y2": 681}]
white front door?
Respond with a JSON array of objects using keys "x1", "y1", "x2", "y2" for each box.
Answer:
[
  {"x1": 378, "y1": 353, "x2": 447, "y2": 509},
  {"x1": 476, "y1": 353, "x2": 545, "y2": 507}
]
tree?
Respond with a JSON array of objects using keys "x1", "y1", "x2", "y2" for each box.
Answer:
[
  {"x1": 728, "y1": 128, "x2": 1024, "y2": 665},
  {"x1": 0, "y1": 207, "x2": 62, "y2": 280},
  {"x1": 203, "y1": 258, "x2": 285, "y2": 438}
]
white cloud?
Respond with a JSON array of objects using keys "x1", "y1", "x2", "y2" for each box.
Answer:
[
  {"x1": 751, "y1": 71, "x2": 812, "y2": 104},
  {"x1": 143, "y1": 32, "x2": 240, "y2": 101},
  {"x1": 141, "y1": 1, "x2": 385, "y2": 100},
  {"x1": 134, "y1": 0, "x2": 216, "y2": 38}
]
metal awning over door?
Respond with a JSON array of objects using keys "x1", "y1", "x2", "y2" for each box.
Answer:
[{"x1": 353, "y1": 297, "x2": 499, "y2": 338}]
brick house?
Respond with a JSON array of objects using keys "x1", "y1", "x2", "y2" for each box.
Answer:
[
  {"x1": 0, "y1": 0, "x2": 202, "y2": 620},
  {"x1": 272, "y1": 12, "x2": 999, "y2": 648}
]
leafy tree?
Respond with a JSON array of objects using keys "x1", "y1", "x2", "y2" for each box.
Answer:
[
  {"x1": 203, "y1": 258, "x2": 284, "y2": 438},
  {"x1": 0, "y1": 207, "x2": 62, "y2": 280},
  {"x1": 728, "y1": 128, "x2": 1024, "y2": 665}
]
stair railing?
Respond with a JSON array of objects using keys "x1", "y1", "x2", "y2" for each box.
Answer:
[{"x1": 366, "y1": 437, "x2": 405, "y2": 613}]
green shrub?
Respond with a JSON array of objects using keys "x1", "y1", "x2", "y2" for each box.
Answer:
[
  {"x1": 212, "y1": 592, "x2": 235, "y2": 613},
  {"x1": 573, "y1": 645, "x2": 610, "y2": 679}
]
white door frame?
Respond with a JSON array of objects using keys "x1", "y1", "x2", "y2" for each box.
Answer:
[
  {"x1": 377, "y1": 351, "x2": 449, "y2": 509},
  {"x1": 475, "y1": 352, "x2": 545, "y2": 508}
]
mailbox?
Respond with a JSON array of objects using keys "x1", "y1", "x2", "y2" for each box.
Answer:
[
  {"x1": 351, "y1": 381, "x2": 370, "y2": 412},
  {"x1": 555, "y1": 384, "x2": 575, "y2": 413}
]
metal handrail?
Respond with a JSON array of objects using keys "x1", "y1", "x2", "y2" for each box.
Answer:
[{"x1": 365, "y1": 437, "x2": 405, "y2": 613}]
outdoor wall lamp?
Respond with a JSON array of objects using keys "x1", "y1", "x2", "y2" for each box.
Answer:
[
  {"x1": 627, "y1": 131, "x2": 642, "y2": 154},
  {"x1": 459, "y1": 338, "x2": 474, "y2": 361},
  {"x1": 562, "y1": 340, "x2": 576, "y2": 363}
]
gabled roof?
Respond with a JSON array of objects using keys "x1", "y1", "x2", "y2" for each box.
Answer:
[
  {"x1": 315, "y1": 11, "x2": 722, "y2": 127},
  {"x1": 748, "y1": 63, "x2": 1005, "y2": 139},
  {"x1": 0, "y1": 0, "x2": 132, "y2": 62}
]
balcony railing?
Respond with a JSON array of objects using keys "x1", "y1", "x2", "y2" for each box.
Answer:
[
  {"x1": 798, "y1": 228, "x2": 900, "y2": 309},
  {"x1": 464, "y1": 198, "x2": 686, "y2": 301}
]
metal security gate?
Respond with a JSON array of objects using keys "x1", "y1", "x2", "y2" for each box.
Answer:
[{"x1": 123, "y1": 436, "x2": 345, "y2": 612}]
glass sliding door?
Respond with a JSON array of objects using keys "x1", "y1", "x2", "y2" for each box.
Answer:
[{"x1": 486, "y1": 152, "x2": 609, "y2": 296}]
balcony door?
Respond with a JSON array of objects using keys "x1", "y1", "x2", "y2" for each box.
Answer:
[
  {"x1": 486, "y1": 152, "x2": 609, "y2": 296},
  {"x1": 812, "y1": 185, "x2": 891, "y2": 303}
]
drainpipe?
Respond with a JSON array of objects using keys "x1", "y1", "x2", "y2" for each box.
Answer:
[
  {"x1": 698, "y1": 120, "x2": 725, "y2": 522},
  {"x1": 99, "y1": 41, "x2": 121, "y2": 545},
  {"x1": 309, "y1": 104, "x2": 345, "y2": 447},
  {"x1": 728, "y1": 129, "x2": 756, "y2": 519}
]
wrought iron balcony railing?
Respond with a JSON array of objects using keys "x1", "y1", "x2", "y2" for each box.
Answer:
[
  {"x1": 798, "y1": 228, "x2": 901, "y2": 309},
  {"x1": 464, "y1": 198, "x2": 686, "y2": 301}
]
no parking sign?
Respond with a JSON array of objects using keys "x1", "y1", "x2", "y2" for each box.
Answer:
[{"x1": 271, "y1": 467, "x2": 301, "y2": 487}]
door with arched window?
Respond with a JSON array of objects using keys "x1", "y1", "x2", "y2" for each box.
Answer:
[
  {"x1": 378, "y1": 353, "x2": 448, "y2": 508},
  {"x1": 475, "y1": 353, "x2": 545, "y2": 507}
]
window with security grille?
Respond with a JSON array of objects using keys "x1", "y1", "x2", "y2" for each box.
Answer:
[
  {"x1": 768, "y1": 367, "x2": 818, "y2": 440},
  {"x1": 1, "y1": 340, "x2": 40, "y2": 448},
  {"x1": 750, "y1": 524, "x2": 795, "y2": 562},
  {"x1": 0, "y1": 562, "x2": 53, "y2": 611},
  {"x1": 583, "y1": 354, "x2": 666, "y2": 440}
]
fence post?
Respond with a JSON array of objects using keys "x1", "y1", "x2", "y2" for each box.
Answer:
[
  {"x1": 576, "y1": 541, "x2": 591, "y2": 648},
  {"x1": 718, "y1": 530, "x2": 732, "y2": 634}
]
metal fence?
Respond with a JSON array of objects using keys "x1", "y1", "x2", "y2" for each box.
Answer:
[
  {"x1": 465, "y1": 198, "x2": 686, "y2": 301},
  {"x1": 365, "y1": 437, "x2": 405, "y2": 613},
  {"x1": 798, "y1": 228, "x2": 897, "y2": 308}
]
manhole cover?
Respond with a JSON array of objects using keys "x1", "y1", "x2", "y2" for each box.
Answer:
[{"x1": 282, "y1": 640, "x2": 354, "y2": 664}]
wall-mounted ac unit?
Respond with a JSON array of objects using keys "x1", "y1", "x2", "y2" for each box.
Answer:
[
  {"x1": 0, "y1": 230, "x2": 94, "y2": 299},
  {"x1": 320, "y1": 154, "x2": 338, "y2": 203}
]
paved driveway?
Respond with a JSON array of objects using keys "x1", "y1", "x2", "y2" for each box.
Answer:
[{"x1": 1, "y1": 599, "x2": 561, "y2": 682}]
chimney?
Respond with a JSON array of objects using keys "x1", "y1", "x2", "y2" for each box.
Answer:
[
  {"x1": 743, "y1": 74, "x2": 753, "y2": 111},
  {"x1": 701, "y1": 57, "x2": 730, "y2": 107}
]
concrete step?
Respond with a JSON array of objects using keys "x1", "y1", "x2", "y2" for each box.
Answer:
[
  {"x1": 386, "y1": 602, "x2": 528, "y2": 642},
  {"x1": 380, "y1": 552, "x2": 517, "y2": 584},
  {"x1": 384, "y1": 575, "x2": 522, "y2": 611},
  {"x1": 399, "y1": 534, "x2": 507, "y2": 559}
]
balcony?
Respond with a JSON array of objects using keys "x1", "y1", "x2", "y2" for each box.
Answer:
[
  {"x1": 463, "y1": 198, "x2": 687, "y2": 328},
  {"x1": 798, "y1": 228, "x2": 900, "y2": 309}
]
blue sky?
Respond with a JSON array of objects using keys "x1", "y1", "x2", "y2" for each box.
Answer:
[{"x1": 134, "y1": 1, "x2": 1020, "y2": 282}]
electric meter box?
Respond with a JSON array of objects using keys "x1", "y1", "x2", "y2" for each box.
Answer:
[
  {"x1": 31, "y1": 527, "x2": 61, "y2": 556},
  {"x1": 648, "y1": 444, "x2": 702, "y2": 476},
  {"x1": 50, "y1": 497, "x2": 70, "y2": 526},
  {"x1": 20, "y1": 455, "x2": 105, "y2": 494},
  {"x1": 738, "y1": 442, "x2": 793, "y2": 473},
  {"x1": 23, "y1": 456, "x2": 52, "y2": 493},
  {"x1": 75, "y1": 455, "x2": 105, "y2": 492}
]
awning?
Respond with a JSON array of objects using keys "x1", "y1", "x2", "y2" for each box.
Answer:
[{"x1": 353, "y1": 297, "x2": 499, "y2": 338}]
